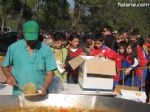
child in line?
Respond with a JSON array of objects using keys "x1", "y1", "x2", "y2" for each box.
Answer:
[
  {"x1": 114, "y1": 34, "x2": 127, "y2": 52},
  {"x1": 136, "y1": 38, "x2": 148, "y2": 88},
  {"x1": 84, "y1": 35, "x2": 94, "y2": 54},
  {"x1": 122, "y1": 41, "x2": 139, "y2": 86},
  {"x1": 123, "y1": 39, "x2": 148, "y2": 87},
  {"x1": 88, "y1": 36, "x2": 104, "y2": 56},
  {"x1": 66, "y1": 33, "x2": 86, "y2": 84},
  {"x1": 135, "y1": 37, "x2": 149, "y2": 102},
  {"x1": 89, "y1": 34, "x2": 118, "y2": 60},
  {"x1": 52, "y1": 32, "x2": 68, "y2": 82},
  {"x1": 89, "y1": 35, "x2": 120, "y2": 87},
  {"x1": 114, "y1": 41, "x2": 126, "y2": 86}
]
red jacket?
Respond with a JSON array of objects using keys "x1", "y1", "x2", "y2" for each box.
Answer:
[
  {"x1": 135, "y1": 46, "x2": 148, "y2": 80},
  {"x1": 89, "y1": 47, "x2": 102, "y2": 56},
  {"x1": 90, "y1": 45, "x2": 120, "y2": 81},
  {"x1": 89, "y1": 45, "x2": 118, "y2": 61},
  {"x1": 114, "y1": 54, "x2": 125, "y2": 81},
  {"x1": 125, "y1": 55, "x2": 133, "y2": 65},
  {"x1": 137, "y1": 45, "x2": 148, "y2": 67}
]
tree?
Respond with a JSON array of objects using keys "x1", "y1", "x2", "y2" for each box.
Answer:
[
  {"x1": 70, "y1": 0, "x2": 83, "y2": 31},
  {"x1": 0, "y1": 0, "x2": 14, "y2": 32},
  {"x1": 80, "y1": 0, "x2": 150, "y2": 36},
  {"x1": 0, "y1": 0, "x2": 149, "y2": 36},
  {"x1": 0, "y1": 0, "x2": 35, "y2": 32},
  {"x1": 38, "y1": 0, "x2": 70, "y2": 31}
]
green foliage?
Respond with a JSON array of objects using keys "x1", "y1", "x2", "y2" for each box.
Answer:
[
  {"x1": 81, "y1": 0, "x2": 150, "y2": 36},
  {"x1": 0, "y1": 0, "x2": 149, "y2": 36},
  {"x1": 38, "y1": 0, "x2": 70, "y2": 31},
  {"x1": 26, "y1": 0, "x2": 38, "y2": 8}
]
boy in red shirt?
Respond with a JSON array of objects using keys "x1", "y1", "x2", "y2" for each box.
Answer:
[
  {"x1": 89, "y1": 35, "x2": 119, "y2": 87},
  {"x1": 89, "y1": 35, "x2": 118, "y2": 60},
  {"x1": 66, "y1": 33, "x2": 86, "y2": 84}
]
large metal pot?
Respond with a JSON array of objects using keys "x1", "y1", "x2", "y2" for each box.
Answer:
[{"x1": 0, "y1": 94, "x2": 149, "y2": 112}]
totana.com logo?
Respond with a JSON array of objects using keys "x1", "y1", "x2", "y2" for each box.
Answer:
[{"x1": 118, "y1": 2, "x2": 150, "y2": 7}]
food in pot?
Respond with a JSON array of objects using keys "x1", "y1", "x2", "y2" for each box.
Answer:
[{"x1": 0, "y1": 107, "x2": 121, "y2": 112}]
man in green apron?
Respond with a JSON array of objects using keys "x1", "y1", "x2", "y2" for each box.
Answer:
[{"x1": 2, "y1": 20, "x2": 57, "y2": 95}]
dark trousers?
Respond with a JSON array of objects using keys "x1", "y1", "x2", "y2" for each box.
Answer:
[{"x1": 67, "y1": 75, "x2": 78, "y2": 84}]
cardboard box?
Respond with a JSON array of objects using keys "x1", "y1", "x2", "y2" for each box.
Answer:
[
  {"x1": 121, "y1": 90, "x2": 147, "y2": 103},
  {"x1": 114, "y1": 85, "x2": 139, "y2": 94},
  {"x1": 68, "y1": 56, "x2": 116, "y2": 90}
]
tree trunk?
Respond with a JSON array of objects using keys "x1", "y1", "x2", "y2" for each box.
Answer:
[
  {"x1": 17, "y1": 0, "x2": 26, "y2": 33},
  {"x1": 71, "y1": 0, "x2": 82, "y2": 31},
  {"x1": 1, "y1": 0, "x2": 6, "y2": 33},
  {"x1": 1, "y1": 18, "x2": 5, "y2": 33}
]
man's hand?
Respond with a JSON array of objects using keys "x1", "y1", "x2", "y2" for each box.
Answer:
[
  {"x1": 2, "y1": 67, "x2": 16, "y2": 86},
  {"x1": 125, "y1": 67, "x2": 132, "y2": 75},
  {"x1": 38, "y1": 71, "x2": 53, "y2": 96},
  {"x1": 37, "y1": 87, "x2": 47, "y2": 96},
  {"x1": 6, "y1": 75, "x2": 16, "y2": 86}
]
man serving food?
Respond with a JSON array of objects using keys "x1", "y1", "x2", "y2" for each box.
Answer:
[{"x1": 2, "y1": 20, "x2": 57, "y2": 95}]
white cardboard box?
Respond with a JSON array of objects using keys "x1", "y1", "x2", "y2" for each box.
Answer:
[{"x1": 68, "y1": 56, "x2": 116, "y2": 90}]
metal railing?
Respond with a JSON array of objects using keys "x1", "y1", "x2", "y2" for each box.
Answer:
[{"x1": 119, "y1": 66, "x2": 150, "y2": 91}]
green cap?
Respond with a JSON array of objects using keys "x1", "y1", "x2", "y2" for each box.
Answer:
[{"x1": 23, "y1": 20, "x2": 39, "y2": 41}]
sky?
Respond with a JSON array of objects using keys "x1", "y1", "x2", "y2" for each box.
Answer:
[{"x1": 67, "y1": 0, "x2": 75, "y2": 9}]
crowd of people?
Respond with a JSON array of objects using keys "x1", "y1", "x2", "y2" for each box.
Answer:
[
  {"x1": 1, "y1": 20, "x2": 150, "y2": 102},
  {"x1": 42, "y1": 25, "x2": 150, "y2": 102}
]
